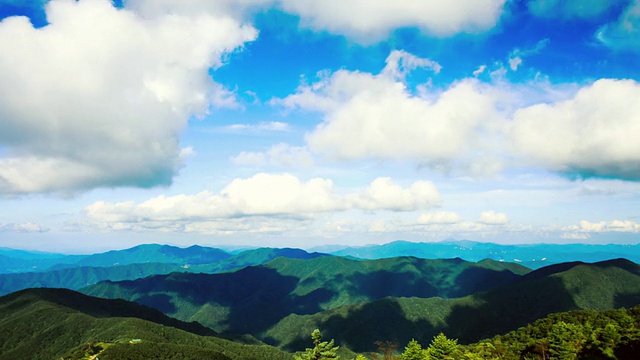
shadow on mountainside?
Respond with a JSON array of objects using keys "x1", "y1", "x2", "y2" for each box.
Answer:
[
  {"x1": 444, "y1": 275, "x2": 577, "y2": 343},
  {"x1": 266, "y1": 297, "x2": 440, "y2": 353}
]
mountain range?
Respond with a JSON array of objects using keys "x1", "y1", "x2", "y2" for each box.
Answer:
[
  {"x1": 80, "y1": 255, "x2": 640, "y2": 352},
  {"x1": 326, "y1": 240, "x2": 640, "y2": 269},
  {"x1": 2, "y1": 240, "x2": 640, "y2": 357}
]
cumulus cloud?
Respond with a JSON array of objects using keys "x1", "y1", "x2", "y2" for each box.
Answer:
[
  {"x1": 231, "y1": 143, "x2": 314, "y2": 167},
  {"x1": 479, "y1": 210, "x2": 509, "y2": 225},
  {"x1": 277, "y1": 0, "x2": 507, "y2": 41},
  {"x1": 131, "y1": 0, "x2": 507, "y2": 42},
  {"x1": 0, "y1": 0, "x2": 256, "y2": 195},
  {"x1": 0, "y1": 222, "x2": 50, "y2": 233},
  {"x1": 528, "y1": 0, "x2": 623, "y2": 19},
  {"x1": 510, "y1": 79, "x2": 640, "y2": 180},
  {"x1": 84, "y1": 173, "x2": 441, "y2": 233},
  {"x1": 417, "y1": 211, "x2": 463, "y2": 224},
  {"x1": 274, "y1": 54, "x2": 501, "y2": 175},
  {"x1": 597, "y1": 0, "x2": 640, "y2": 52}
]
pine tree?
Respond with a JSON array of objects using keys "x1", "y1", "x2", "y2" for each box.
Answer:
[
  {"x1": 425, "y1": 333, "x2": 460, "y2": 360},
  {"x1": 402, "y1": 339, "x2": 427, "y2": 360},
  {"x1": 294, "y1": 329, "x2": 339, "y2": 360}
]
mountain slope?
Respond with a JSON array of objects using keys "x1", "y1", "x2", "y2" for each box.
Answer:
[
  {"x1": 264, "y1": 258, "x2": 640, "y2": 352},
  {"x1": 0, "y1": 247, "x2": 328, "y2": 296},
  {"x1": 0, "y1": 262, "x2": 188, "y2": 296},
  {"x1": 0, "y1": 288, "x2": 291, "y2": 360},
  {"x1": 82, "y1": 256, "x2": 529, "y2": 338}
]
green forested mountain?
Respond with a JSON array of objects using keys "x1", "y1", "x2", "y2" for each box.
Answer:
[
  {"x1": 81, "y1": 256, "x2": 529, "y2": 344},
  {"x1": 462, "y1": 305, "x2": 640, "y2": 359},
  {"x1": 0, "y1": 262, "x2": 187, "y2": 296},
  {"x1": 329, "y1": 240, "x2": 640, "y2": 269},
  {"x1": 0, "y1": 246, "x2": 327, "y2": 295},
  {"x1": 264, "y1": 258, "x2": 640, "y2": 352},
  {"x1": 0, "y1": 288, "x2": 291, "y2": 360}
]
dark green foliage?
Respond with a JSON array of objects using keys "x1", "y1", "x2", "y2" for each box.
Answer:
[
  {"x1": 0, "y1": 288, "x2": 291, "y2": 360},
  {"x1": 462, "y1": 305, "x2": 640, "y2": 360}
]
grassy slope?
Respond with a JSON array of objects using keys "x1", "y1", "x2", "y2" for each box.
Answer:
[{"x1": 0, "y1": 288, "x2": 291, "y2": 360}]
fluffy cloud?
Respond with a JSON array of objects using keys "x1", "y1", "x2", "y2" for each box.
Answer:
[
  {"x1": 597, "y1": 0, "x2": 640, "y2": 52},
  {"x1": 510, "y1": 79, "x2": 640, "y2": 180},
  {"x1": 84, "y1": 173, "x2": 441, "y2": 232},
  {"x1": 275, "y1": 55, "x2": 499, "y2": 174},
  {"x1": 528, "y1": 0, "x2": 623, "y2": 19},
  {"x1": 0, "y1": 0, "x2": 256, "y2": 195},
  {"x1": 130, "y1": 0, "x2": 507, "y2": 42},
  {"x1": 479, "y1": 211, "x2": 509, "y2": 225},
  {"x1": 277, "y1": 0, "x2": 507, "y2": 41}
]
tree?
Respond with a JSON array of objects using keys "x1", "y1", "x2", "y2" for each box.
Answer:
[
  {"x1": 548, "y1": 322, "x2": 585, "y2": 360},
  {"x1": 374, "y1": 340, "x2": 399, "y2": 360},
  {"x1": 425, "y1": 333, "x2": 460, "y2": 360},
  {"x1": 294, "y1": 329, "x2": 339, "y2": 360},
  {"x1": 402, "y1": 339, "x2": 427, "y2": 360}
]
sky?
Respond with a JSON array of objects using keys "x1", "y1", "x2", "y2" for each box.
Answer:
[{"x1": 1, "y1": 0, "x2": 640, "y2": 253}]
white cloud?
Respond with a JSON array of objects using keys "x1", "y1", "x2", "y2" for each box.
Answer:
[
  {"x1": 507, "y1": 38, "x2": 549, "y2": 71},
  {"x1": 528, "y1": 0, "x2": 622, "y2": 19},
  {"x1": 479, "y1": 210, "x2": 509, "y2": 225},
  {"x1": 473, "y1": 65, "x2": 487, "y2": 77},
  {"x1": 509, "y1": 56, "x2": 523, "y2": 71},
  {"x1": 347, "y1": 177, "x2": 442, "y2": 212},
  {"x1": 597, "y1": 0, "x2": 640, "y2": 52},
  {"x1": 510, "y1": 79, "x2": 640, "y2": 180},
  {"x1": 578, "y1": 220, "x2": 640, "y2": 233},
  {"x1": 84, "y1": 173, "x2": 441, "y2": 233},
  {"x1": 275, "y1": 57, "x2": 500, "y2": 174},
  {"x1": 222, "y1": 121, "x2": 290, "y2": 133},
  {"x1": 231, "y1": 143, "x2": 314, "y2": 167},
  {"x1": 0, "y1": 222, "x2": 50, "y2": 233},
  {"x1": 0, "y1": 0, "x2": 256, "y2": 195},
  {"x1": 417, "y1": 211, "x2": 462, "y2": 224},
  {"x1": 277, "y1": 0, "x2": 507, "y2": 41},
  {"x1": 382, "y1": 50, "x2": 441, "y2": 80}
]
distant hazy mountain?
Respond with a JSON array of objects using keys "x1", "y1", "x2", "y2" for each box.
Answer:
[
  {"x1": 49, "y1": 244, "x2": 233, "y2": 270},
  {"x1": 82, "y1": 256, "x2": 529, "y2": 342},
  {"x1": 330, "y1": 240, "x2": 640, "y2": 269},
  {"x1": 265, "y1": 258, "x2": 640, "y2": 352},
  {"x1": 0, "y1": 288, "x2": 291, "y2": 360}
]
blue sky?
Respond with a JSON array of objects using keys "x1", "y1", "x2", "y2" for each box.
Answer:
[{"x1": 1, "y1": 0, "x2": 640, "y2": 253}]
